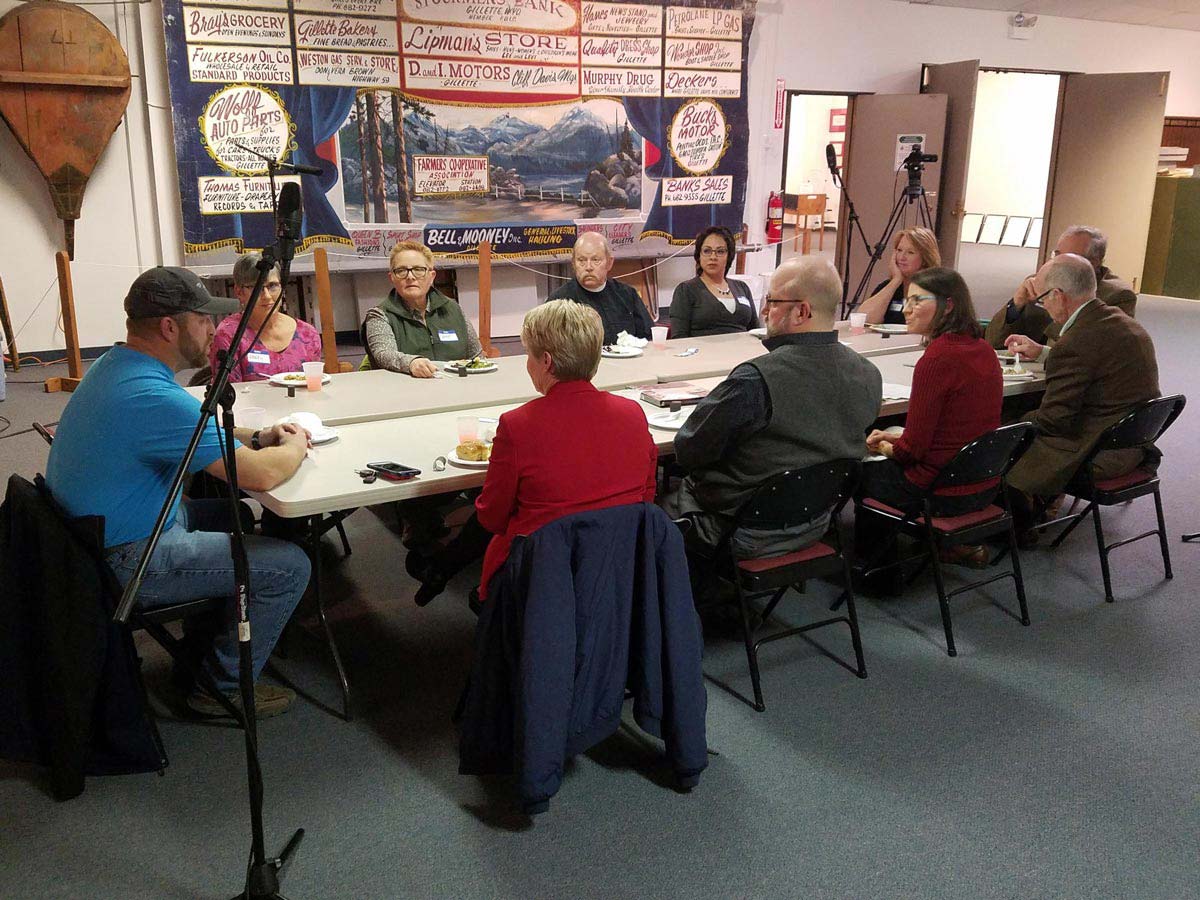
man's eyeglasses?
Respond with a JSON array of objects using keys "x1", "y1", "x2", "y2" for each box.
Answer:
[
  {"x1": 391, "y1": 266, "x2": 430, "y2": 278},
  {"x1": 1030, "y1": 288, "x2": 1054, "y2": 306},
  {"x1": 763, "y1": 296, "x2": 803, "y2": 306},
  {"x1": 700, "y1": 247, "x2": 728, "y2": 257}
]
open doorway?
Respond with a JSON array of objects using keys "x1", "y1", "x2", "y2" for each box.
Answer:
[
  {"x1": 957, "y1": 70, "x2": 1060, "y2": 318},
  {"x1": 779, "y1": 92, "x2": 850, "y2": 268}
]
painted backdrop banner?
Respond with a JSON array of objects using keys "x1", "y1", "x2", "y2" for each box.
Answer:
[{"x1": 162, "y1": 0, "x2": 757, "y2": 262}]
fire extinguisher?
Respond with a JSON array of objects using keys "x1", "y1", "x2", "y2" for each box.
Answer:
[{"x1": 766, "y1": 190, "x2": 783, "y2": 244}]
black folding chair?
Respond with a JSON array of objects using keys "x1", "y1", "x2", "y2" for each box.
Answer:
[
  {"x1": 1038, "y1": 394, "x2": 1186, "y2": 603},
  {"x1": 695, "y1": 459, "x2": 865, "y2": 712},
  {"x1": 855, "y1": 422, "x2": 1036, "y2": 657}
]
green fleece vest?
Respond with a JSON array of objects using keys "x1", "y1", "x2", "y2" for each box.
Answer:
[{"x1": 361, "y1": 288, "x2": 470, "y2": 370}]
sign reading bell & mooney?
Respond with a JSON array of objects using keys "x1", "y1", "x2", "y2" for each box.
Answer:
[{"x1": 162, "y1": 0, "x2": 757, "y2": 261}]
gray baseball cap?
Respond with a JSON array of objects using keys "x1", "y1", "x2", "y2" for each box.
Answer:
[{"x1": 124, "y1": 267, "x2": 239, "y2": 318}]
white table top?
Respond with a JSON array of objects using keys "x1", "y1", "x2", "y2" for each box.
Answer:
[
  {"x1": 249, "y1": 348, "x2": 1046, "y2": 518},
  {"x1": 192, "y1": 328, "x2": 923, "y2": 429}
]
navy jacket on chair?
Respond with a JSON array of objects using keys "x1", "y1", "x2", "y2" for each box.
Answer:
[
  {"x1": 458, "y1": 503, "x2": 708, "y2": 813},
  {"x1": 0, "y1": 475, "x2": 163, "y2": 800}
]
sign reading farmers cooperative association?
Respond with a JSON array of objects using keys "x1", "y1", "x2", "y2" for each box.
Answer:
[{"x1": 161, "y1": 0, "x2": 757, "y2": 262}]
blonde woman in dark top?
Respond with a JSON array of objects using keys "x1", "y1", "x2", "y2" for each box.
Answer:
[{"x1": 669, "y1": 226, "x2": 759, "y2": 338}]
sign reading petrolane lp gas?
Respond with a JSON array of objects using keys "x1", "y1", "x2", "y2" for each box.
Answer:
[
  {"x1": 423, "y1": 222, "x2": 577, "y2": 258},
  {"x1": 413, "y1": 156, "x2": 490, "y2": 196}
]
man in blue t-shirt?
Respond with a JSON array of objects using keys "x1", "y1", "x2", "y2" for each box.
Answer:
[{"x1": 46, "y1": 267, "x2": 311, "y2": 718}]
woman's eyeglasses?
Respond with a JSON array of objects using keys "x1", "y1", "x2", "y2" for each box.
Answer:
[
  {"x1": 700, "y1": 247, "x2": 728, "y2": 257},
  {"x1": 901, "y1": 293, "x2": 936, "y2": 311},
  {"x1": 391, "y1": 266, "x2": 430, "y2": 278}
]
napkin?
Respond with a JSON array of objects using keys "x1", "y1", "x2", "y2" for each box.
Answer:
[
  {"x1": 615, "y1": 331, "x2": 648, "y2": 348},
  {"x1": 275, "y1": 411, "x2": 325, "y2": 433}
]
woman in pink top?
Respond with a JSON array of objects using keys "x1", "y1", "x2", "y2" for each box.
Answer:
[{"x1": 208, "y1": 253, "x2": 323, "y2": 382}]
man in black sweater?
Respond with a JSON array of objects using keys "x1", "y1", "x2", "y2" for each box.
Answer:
[{"x1": 547, "y1": 232, "x2": 654, "y2": 343}]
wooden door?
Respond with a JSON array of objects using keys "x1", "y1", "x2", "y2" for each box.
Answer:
[
  {"x1": 842, "y1": 93, "x2": 947, "y2": 307},
  {"x1": 922, "y1": 60, "x2": 979, "y2": 269},
  {"x1": 1043, "y1": 72, "x2": 1169, "y2": 289}
]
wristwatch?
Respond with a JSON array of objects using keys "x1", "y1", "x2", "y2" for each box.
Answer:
[{"x1": 250, "y1": 429, "x2": 263, "y2": 450}]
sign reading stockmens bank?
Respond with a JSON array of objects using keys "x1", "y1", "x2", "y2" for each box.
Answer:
[{"x1": 161, "y1": 0, "x2": 758, "y2": 262}]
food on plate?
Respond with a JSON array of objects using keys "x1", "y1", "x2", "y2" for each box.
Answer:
[
  {"x1": 1000, "y1": 365, "x2": 1027, "y2": 376},
  {"x1": 449, "y1": 356, "x2": 492, "y2": 370},
  {"x1": 281, "y1": 372, "x2": 308, "y2": 383},
  {"x1": 456, "y1": 439, "x2": 491, "y2": 461}
]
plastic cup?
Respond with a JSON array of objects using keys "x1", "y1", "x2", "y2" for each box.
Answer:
[
  {"x1": 236, "y1": 406, "x2": 265, "y2": 430},
  {"x1": 651, "y1": 325, "x2": 669, "y2": 349},
  {"x1": 849, "y1": 312, "x2": 867, "y2": 334},
  {"x1": 302, "y1": 361, "x2": 324, "y2": 392},
  {"x1": 457, "y1": 415, "x2": 478, "y2": 442}
]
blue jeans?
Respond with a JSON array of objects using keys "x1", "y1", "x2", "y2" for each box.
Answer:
[{"x1": 106, "y1": 499, "x2": 310, "y2": 694}]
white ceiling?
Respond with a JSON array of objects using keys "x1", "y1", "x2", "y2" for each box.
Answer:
[{"x1": 903, "y1": 0, "x2": 1200, "y2": 32}]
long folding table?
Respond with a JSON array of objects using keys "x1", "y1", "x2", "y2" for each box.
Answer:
[{"x1": 230, "y1": 337, "x2": 1043, "y2": 719}]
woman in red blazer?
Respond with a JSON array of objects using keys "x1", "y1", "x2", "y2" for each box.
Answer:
[{"x1": 407, "y1": 299, "x2": 659, "y2": 604}]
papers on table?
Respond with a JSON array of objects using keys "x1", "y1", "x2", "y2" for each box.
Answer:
[{"x1": 881, "y1": 383, "x2": 912, "y2": 401}]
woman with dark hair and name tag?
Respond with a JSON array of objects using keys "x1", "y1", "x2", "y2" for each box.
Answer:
[
  {"x1": 669, "y1": 226, "x2": 758, "y2": 338},
  {"x1": 860, "y1": 267, "x2": 1002, "y2": 568},
  {"x1": 857, "y1": 226, "x2": 942, "y2": 326}
]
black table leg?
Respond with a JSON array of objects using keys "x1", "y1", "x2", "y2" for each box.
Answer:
[{"x1": 309, "y1": 514, "x2": 352, "y2": 720}]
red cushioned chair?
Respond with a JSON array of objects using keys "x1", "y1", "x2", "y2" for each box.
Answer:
[
  {"x1": 855, "y1": 422, "x2": 1037, "y2": 657},
  {"x1": 694, "y1": 458, "x2": 864, "y2": 712},
  {"x1": 1039, "y1": 394, "x2": 1186, "y2": 603}
]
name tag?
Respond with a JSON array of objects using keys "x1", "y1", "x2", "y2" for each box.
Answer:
[
  {"x1": 436, "y1": 329, "x2": 458, "y2": 342},
  {"x1": 737, "y1": 296, "x2": 751, "y2": 306},
  {"x1": 246, "y1": 351, "x2": 271, "y2": 365}
]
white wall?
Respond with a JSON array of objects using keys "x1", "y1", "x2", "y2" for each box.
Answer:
[
  {"x1": 963, "y1": 71, "x2": 1059, "y2": 219},
  {"x1": 784, "y1": 94, "x2": 844, "y2": 225},
  {"x1": 740, "y1": 0, "x2": 1200, "y2": 277},
  {"x1": 5, "y1": 0, "x2": 1200, "y2": 353}
]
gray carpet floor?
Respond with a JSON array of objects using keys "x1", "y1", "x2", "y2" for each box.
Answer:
[{"x1": 2, "y1": 296, "x2": 1198, "y2": 900}]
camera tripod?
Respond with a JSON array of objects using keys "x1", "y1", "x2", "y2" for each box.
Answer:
[{"x1": 843, "y1": 147, "x2": 938, "y2": 319}]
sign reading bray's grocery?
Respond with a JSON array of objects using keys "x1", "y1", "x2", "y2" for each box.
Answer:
[{"x1": 161, "y1": 0, "x2": 757, "y2": 261}]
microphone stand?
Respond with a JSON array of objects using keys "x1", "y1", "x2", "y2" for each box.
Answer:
[
  {"x1": 829, "y1": 164, "x2": 872, "y2": 321},
  {"x1": 113, "y1": 161, "x2": 307, "y2": 900}
]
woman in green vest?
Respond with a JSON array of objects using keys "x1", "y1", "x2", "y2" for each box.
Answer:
[{"x1": 361, "y1": 240, "x2": 482, "y2": 377}]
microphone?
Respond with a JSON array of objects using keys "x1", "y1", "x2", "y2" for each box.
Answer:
[
  {"x1": 275, "y1": 182, "x2": 303, "y2": 263},
  {"x1": 278, "y1": 160, "x2": 324, "y2": 176},
  {"x1": 825, "y1": 143, "x2": 838, "y2": 176}
]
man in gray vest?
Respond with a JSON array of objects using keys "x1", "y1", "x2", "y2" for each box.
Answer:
[{"x1": 666, "y1": 256, "x2": 882, "y2": 555}]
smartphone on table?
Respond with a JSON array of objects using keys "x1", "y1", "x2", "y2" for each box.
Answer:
[{"x1": 366, "y1": 461, "x2": 421, "y2": 481}]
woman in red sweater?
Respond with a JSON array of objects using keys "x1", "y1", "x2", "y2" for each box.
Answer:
[{"x1": 860, "y1": 267, "x2": 1002, "y2": 566}]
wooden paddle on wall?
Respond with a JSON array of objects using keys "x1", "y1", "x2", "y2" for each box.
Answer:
[{"x1": 0, "y1": 0, "x2": 131, "y2": 258}]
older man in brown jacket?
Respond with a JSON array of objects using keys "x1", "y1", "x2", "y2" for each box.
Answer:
[
  {"x1": 985, "y1": 225, "x2": 1137, "y2": 350},
  {"x1": 1005, "y1": 254, "x2": 1159, "y2": 537}
]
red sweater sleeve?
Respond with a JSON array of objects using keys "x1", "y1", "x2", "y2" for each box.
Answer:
[{"x1": 891, "y1": 346, "x2": 947, "y2": 467}]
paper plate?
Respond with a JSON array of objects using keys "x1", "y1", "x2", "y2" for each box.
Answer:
[
  {"x1": 868, "y1": 323, "x2": 908, "y2": 334},
  {"x1": 647, "y1": 412, "x2": 690, "y2": 431},
  {"x1": 749, "y1": 327, "x2": 767, "y2": 338},
  {"x1": 443, "y1": 361, "x2": 498, "y2": 374},
  {"x1": 269, "y1": 372, "x2": 331, "y2": 387},
  {"x1": 602, "y1": 345, "x2": 644, "y2": 358},
  {"x1": 448, "y1": 449, "x2": 490, "y2": 468}
]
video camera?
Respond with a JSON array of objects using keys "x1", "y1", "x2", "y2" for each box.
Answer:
[{"x1": 902, "y1": 144, "x2": 938, "y2": 198}]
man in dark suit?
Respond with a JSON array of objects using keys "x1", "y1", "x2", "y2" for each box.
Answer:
[
  {"x1": 985, "y1": 225, "x2": 1137, "y2": 350},
  {"x1": 547, "y1": 232, "x2": 654, "y2": 343},
  {"x1": 1005, "y1": 254, "x2": 1160, "y2": 539}
]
